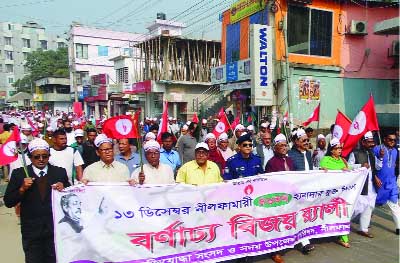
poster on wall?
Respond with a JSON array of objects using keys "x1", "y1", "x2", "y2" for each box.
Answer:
[{"x1": 298, "y1": 77, "x2": 321, "y2": 101}]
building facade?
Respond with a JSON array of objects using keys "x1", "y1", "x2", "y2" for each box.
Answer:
[{"x1": 0, "y1": 21, "x2": 67, "y2": 101}]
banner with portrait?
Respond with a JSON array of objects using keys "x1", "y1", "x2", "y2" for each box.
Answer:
[
  {"x1": 52, "y1": 169, "x2": 368, "y2": 263},
  {"x1": 298, "y1": 77, "x2": 321, "y2": 100}
]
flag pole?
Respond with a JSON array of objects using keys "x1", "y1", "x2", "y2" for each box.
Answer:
[{"x1": 19, "y1": 143, "x2": 30, "y2": 178}]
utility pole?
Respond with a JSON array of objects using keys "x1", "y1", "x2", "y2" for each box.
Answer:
[{"x1": 69, "y1": 25, "x2": 78, "y2": 103}]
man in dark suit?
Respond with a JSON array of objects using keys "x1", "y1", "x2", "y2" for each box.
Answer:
[{"x1": 4, "y1": 138, "x2": 70, "y2": 263}]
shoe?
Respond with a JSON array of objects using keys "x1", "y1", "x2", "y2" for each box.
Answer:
[
  {"x1": 396, "y1": 229, "x2": 399, "y2": 235},
  {"x1": 271, "y1": 254, "x2": 284, "y2": 263},
  {"x1": 302, "y1": 244, "x2": 315, "y2": 254},
  {"x1": 336, "y1": 239, "x2": 350, "y2": 248},
  {"x1": 357, "y1": 231, "x2": 374, "y2": 238}
]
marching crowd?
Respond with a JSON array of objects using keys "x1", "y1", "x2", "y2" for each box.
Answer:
[{"x1": 0, "y1": 110, "x2": 399, "y2": 263}]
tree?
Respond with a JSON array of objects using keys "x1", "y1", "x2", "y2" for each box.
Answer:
[{"x1": 14, "y1": 47, "x2": 69, "y2": 93}]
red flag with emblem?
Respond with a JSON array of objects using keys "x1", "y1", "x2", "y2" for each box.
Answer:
[
  {"x1": 333, "y1": 110, "x2": 352, "y2": 143},
  {"x1": 102, "y1": 115, "x2": 140, "y2": 139},
  {"x1": 157, "y1": 101, "x2": 168, "y2": 142},
  {"x1": 0, "y1": 126, "x2": 21, "y2": 165},
  {"x1": 230, "y1": 116, "x2": 240, "y2": 130},
  {"x1": 342, "y1": 96, "x2": 379, "y2": 157},
  {"x1": 212, "y1": 114, "x2": 231, "y2": 138}
]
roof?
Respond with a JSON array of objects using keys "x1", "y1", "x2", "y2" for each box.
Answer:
[{"x1": 6, "y1": 92, "x2": 33, "y2": 103}]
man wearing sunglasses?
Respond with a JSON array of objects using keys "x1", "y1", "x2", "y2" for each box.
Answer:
[
  {"x1": 4, "y1": 138, "x2": 70, "y2": 263},
  {"x1": 223, "y1": 133, "x2": 263, "y2": 180}
]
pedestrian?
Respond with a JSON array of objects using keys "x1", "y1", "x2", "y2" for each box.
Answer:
[
  {"x1": 4, "y1": 138, "x2": 70, "y2": 263},
  {"x1": 217, "y1": 132, "x2": 234, "y2": 161},
  {"x1": 177, "y1": 122, "x2": 197, "y2": 164},
  {"x1": 115, "y1": 138, "x2": 140, "y2": 175},
  {"x1": 204, "y1": 133, "x2": 225, "y2": 174},
  {"x1": 373, "y1": 130, "x2": 400, "y2": 235},
  {"x1": 305, "y1": 127, "x2": 314, "y2": 150},
  {"x1": 63, "y1": 119, "x2": 76, "y2": 146},
  {"x1": 253, "y1": 131, "x2": 274, "y2": 170},
  {"x1": 176, "y1": 142, "x2": 222, "y2": 185},
  {"x1": 70, "y1": 129, "x2": 84, "y2": 155},
  {"x1": 228, "y1": 124, "x2": 246, "y2": 151},
  {"x1": 81, "y1": 128, "x2": 99, "y2": 169},
  {"x1": 312, "y1": 134, "x2": 327, "y2": 169},
  {"x1": 159, "y1": 132, "x2": 181, "y2": 174},
  {"x1": 131, "y1": 140, "x2": 175, "y2": 184}
]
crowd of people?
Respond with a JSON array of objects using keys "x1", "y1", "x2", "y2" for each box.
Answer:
[{"x1": 0, "y1": 109, "x2": 399, "y2": 263}]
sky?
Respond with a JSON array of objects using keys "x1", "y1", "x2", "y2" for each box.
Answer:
[{"x1": 0, "y1": 0, "x2": 236, "y2": 40}]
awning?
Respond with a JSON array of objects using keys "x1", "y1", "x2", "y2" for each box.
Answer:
[{"x1": 374, "y1": 17, "x2": 399, "y2": 35}]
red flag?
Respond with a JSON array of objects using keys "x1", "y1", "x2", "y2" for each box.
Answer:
[
  {"x1": 192, "y1": 112, "x2": 199, "y2": 123},
  {"x1": 333, "y1": 110, "x2": 352, "y2": 143},
  {"x1": 302, "y1": 103, "x2": 320, "y2": 127},
  {"x1": 283, "y1": 111, "x2": 289, "y2": 123},
  {"x1": 217, "y1": 107, "x2": 225, "y2": 119},
  {"x1": 0, "y1": 126, "x2": 21, "y2": 165},
  {"x1": 102, "y1": 115, "x2": 140, "y2": 139},
  {"x1": 157, "y1": 101, "x2": 168, "y2": 142},
  {"x1": 342, "y1": 96, "x2": 379, "y2": 157},
  {"x1": 230, "y1": 116, "x2": 240, "y2": 130},
  {"x1": 212, "y1": 114, "x2": 230, "y2": 138},
  {"x1": 26, "y1": 115, "x2": 39, "y2": 137}
]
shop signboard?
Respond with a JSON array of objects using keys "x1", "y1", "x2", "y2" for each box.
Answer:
[
  {"x1": 230, "y1": 0, "x2": 267, "y2": 24},
  {"x1": 211, "y1": 65, "x2": 226, "y2": 85},
  {"x1": 220, "y1": 80, "x2": 251, "y2": 91},
  {"x1": 123, "y1": 80, "x2": 152, "y2": 94},
  {"x1": 250, "y1": 24, "x2": 273, "y2": 106},
  {"x1": 226, "y1": 62, "x2": 238, "y2": 82},
  {"x1": 238, "y1": 59, "x2": 251, "y2": 81}
]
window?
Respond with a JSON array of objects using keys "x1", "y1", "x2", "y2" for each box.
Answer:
[
  {"x1": 5, "y1": 64, "x2": 13, "y2": 73},
  {"x1": 40, "y1": 40, "x2": 48, "y2": 50},
  {"x1": 23, "y1": 38, "x2": 31, "y2": 48},
  {"x1": 116, "y1": 67, "x2": 129, "y2": 83},
  {"x1": 8, "y1": 24, "x2": 13, "y2": 30},
  {"x1": 5, "y1": 51, "x2": 13, "y2": 60},
  {"x1": 98, "y1": 46, "x2": 108, "y2": 56},
  {"x1": 288, "y1": 5, "x2": 333, "y2": 57},
  {"x1": 23, "y1": 52, "x2": 29, "y2": 60},
  {"x1": 76, "y1": 44, "x2": 88, "y2": 59},
  {"x1": 76, "y1": 71, "x2": 89, "y2": 85},
  {"x1": 123, "y1": 48, "x2": 133, "y2": 57},
  {"x1": 4, "y1": 37, "x2": 11, "y2": 45},
  {"x1": 8, "y1": 77, "x2": 14, "y2": 84},
  {"x1": 58, "y1": 42, "x2": 66, "y2": 49}
]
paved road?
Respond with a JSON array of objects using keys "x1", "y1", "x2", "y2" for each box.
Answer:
[{"x1": 0, "y1": 181, "x2": 398, "y2": 263}]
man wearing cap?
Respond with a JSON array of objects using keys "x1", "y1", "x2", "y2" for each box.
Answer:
[
  {"x1": 160, "y1": 132, "x2": 181, "y2": 174},
  {"x1": 82, "y1": 134, "x2": 131, "y2": 183},
  {"x1": 131, "y1": 140, "x2": 174, "y2": 184},
  {"x1": 200, "y1": 119, "x2": 208, "y2": 142},
  {"x1": 177, "y1": 142, "x2": 222, "y2": 185},
  {"x1": 4, "y1": 138, "x2": 70, "y2": 263},
  {"x1": 21, "y1": 123, "x2": 34, "y2": 142},
  {"x1": 81, "y1": 128, "x2": 100, "y2": 169},
  {"x1": 253, "y1": 131, "x2": 274, "y2": 170},
  {"x1": 229, "y1": 124, "x2": 246, "y2": 152},
  {"x1": 312, "y1": 134, "x2": 327, "y2": 169},
  {"x1": 115, "y1": 138, "x2": 140, "y2": 175},
  {"x1": 43, "y1": 127, "x2": 54, "y2": 148},
  {"x1": 255, "y1": 122, "x2": 269, "y2": 144},
  {"x1": 70, "y1": 129, "x2": 84, "y2": 155},
  {"x1": 49, "y1": 129, "x2": 84, "y2": 185},
  {"x1": 217, "y1": 132, "x2": 234, "y2": 161},
  {"x1": 204, "y1": 133, "x2": 225, "y2": 174},
  {"x1": 63, "y1": 120, "x2": 76, "y2": 146},
  {"x1": 348, "y1": 131, "x2": 379, "y2": 238},
  {"x1": 288, "y1": 129, "x2": 313, "y2": 172},
  {"x1": 223, "y1": 133, "x2": 263, "y2": 180},
  {"x1": 177, "y1": 122, "x2": 197, "y2": 164}
]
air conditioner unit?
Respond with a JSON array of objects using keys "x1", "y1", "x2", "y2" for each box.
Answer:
[
  {"x1": 348, "y1": 20, "x2": 367, "y2": 35},
  {"x1": 389, "y1": 40, "x2": 399, "y2": 57}
]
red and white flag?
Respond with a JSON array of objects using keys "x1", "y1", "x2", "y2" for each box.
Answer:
[
  {"x1": 192, "y1": 112, "x2": 199, "y2": 124},
  {"x1": 342, "y1": 96, "x2": 379, "y2": 157},
  {"x1": 0, "y1": 126, "x2": 21, "y2": 165},
  {"x1": 333, "y1": 110, "x2": 352, "y2": 143},
  {"x1": 212, "y1": 114, "x2": 231, "y2": 138},
  {"x1": 230, "y1": 116, "x2": 241, "y2": 130},
  {"x1": 102, "y1": 115, "x2": 140, "y2": 139},
  {"x1": 302, "y1": 103, "x2": 320, "y2": 127},
  {"x1": 157, "y1": 101, "x2": 169, "y2": 142},
  {"x1": 26, "y1": 115, "x2": 39, "y2": 137}
]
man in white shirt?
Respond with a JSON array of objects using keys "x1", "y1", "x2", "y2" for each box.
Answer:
[
  {"x1": 63, "y1": 119, "x2": 76, "y2": 146},
  {"x1": 131, "y1": 140, "x2": 175, "y2": 185},
  {"x1": 49, "y1": 129, "x2": 84, "y2": 185}
]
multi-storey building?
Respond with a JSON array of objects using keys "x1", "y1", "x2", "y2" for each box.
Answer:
[{"x1": 0, "y1": 21, "x2": 67, "y2": 102}]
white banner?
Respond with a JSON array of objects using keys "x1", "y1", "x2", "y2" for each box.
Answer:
[
  {"x1": 250, "y1": 24, "x2": 274, "y2": 106},
  {"x1": 53, "y1": 169, "x2": 367, "y2": 263}
]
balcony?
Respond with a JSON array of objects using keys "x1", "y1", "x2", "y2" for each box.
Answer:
[{"x1": 33, "y1": 92, "x2": 71, "y2": 102}]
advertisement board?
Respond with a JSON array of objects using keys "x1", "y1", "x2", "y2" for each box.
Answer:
[{"x1": 230, "y1": 0, "x2": 267, "y2": 24}]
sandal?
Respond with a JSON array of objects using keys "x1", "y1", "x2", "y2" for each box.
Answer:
[{"x1": 336, "y1": 239, "x2": 351, "y2": 248}]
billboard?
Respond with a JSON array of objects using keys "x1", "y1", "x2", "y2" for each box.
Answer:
[
  {"x1": 230, "y1": 0, "x2": 267, "y2": 24},
  {"x1": 250, "y1": 24, "x2": 274, "y2": 106}
]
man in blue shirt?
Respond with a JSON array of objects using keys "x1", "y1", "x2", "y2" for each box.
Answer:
[
  {"x1": 160, "y1": 132, "x2": 181, "y2": 175},
  {"x1": 115, "y1": 138, "x2": 140, "y2": 175},
  {"x1": 223, "y1": 133, "x2": 263, "y2": 180}
]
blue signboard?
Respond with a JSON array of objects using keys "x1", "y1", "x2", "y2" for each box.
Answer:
[{"x1": 226, "y1": 61, "x2": 238, "y2": 82}]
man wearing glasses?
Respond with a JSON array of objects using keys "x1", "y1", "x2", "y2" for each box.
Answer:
[
  {"x1": 4, "y1": 138, "x2": 70, "y2": 263},
  {"x1": 82, "y1": 134, "x2": 130, "y2": 183},
  {"x1": 223, "y1": 133, "x2": 263, "y2": 180}
]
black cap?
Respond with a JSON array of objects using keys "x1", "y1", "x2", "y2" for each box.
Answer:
[{"x1": 236, "y1": 133, "x2": 252, "y2": 144}]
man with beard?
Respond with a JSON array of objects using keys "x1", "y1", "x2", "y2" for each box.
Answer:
[
  {"x1": 63, "y1": 120, "x2": 76, "y2": 146},
  {"x1": 49, "y1": 129, "x2": 84, "y2": 185},
  {"x1": 312, "y1": 134, "x2": 327, "y2": 169},
  {"x1": 81, "y1": 128, "x2": 100, "y2": 169}
]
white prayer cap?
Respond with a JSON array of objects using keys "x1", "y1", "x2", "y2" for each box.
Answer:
[
  {"x1": 38, "y1": 123, "x2": 44, "y2": 128},
  {"x1": 364, "y1": 131, "x2": 373, "y2": 140},
  {"x1": 234, "y1": 124, "x2": 245, "y2": 132},
  {"x1": 28, "y1": 138, "x2": 49, "y2": 153},
  {"x1": 218, "y1": 132, "x2": 228, "y2": 141},
  {"x1": 94, "y1": 134, "x2": 113, "y2": 148},
  {"x1": 67, "y1": 115, "x2": 73, "y2": 119},
  {"x1": 296, "y1": 129, "x2": 306, "y2": 138},
  {"x1": 186, "y1": 121, "x2": 191, "y2": 126},
  {"x1": 317, "y1": 134, "x2": 325, "y2": 141},
  {"x1": 205, "y1": 133, "x2": 216, "y2": 142},
  {"x1": 145, "y1": 132, "x2": 156, "y2": 141},
  {"x1": 168, "y1": 117, "x2": 173, "y2": 121},
  {"x1": 21, "y1": 123, "x2": 31, "y2": 131},
  {"x1": 261, "y1": 122, "x2": 269, "y2": 128},
  {"x1": 143, "y1": 140, "x2": 160, "y2": 152},
  {"x1": 72, "y1": 120, "x2": 79, "y2": 126},
  {"x1": 46, "y1": 126, "x2": 53, "y2": 132},
  {"x1": 274, "y1": 134, "x2": 287, "y2": 144},
  {"x1": 74, "y1": 129, "x2": 84, "y2": 137},
  {"x1": 152, "y1": 117, "x2": 158, "y2": 121},
  {"x1": 247, "y1": 125, "x2": 254, "y2": 131},
  {"x1": 20, "y1": 134, "x2": 29, "y2": 144},
  {"x1": 330, "y1": 137, "x2": 341, "y2": 147},
  {"x1": 173, "y1": 117, "x2": 177, "y2": 121},
  {"x1": 195, "y1": 142, "x2": 209, "y2": 151},
  {"x1": 182, "y1": 124, "x2": 188, "y2": 131},
  {"x1": 202, "y1": 119, "x2": 207, "y2": 124}
]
